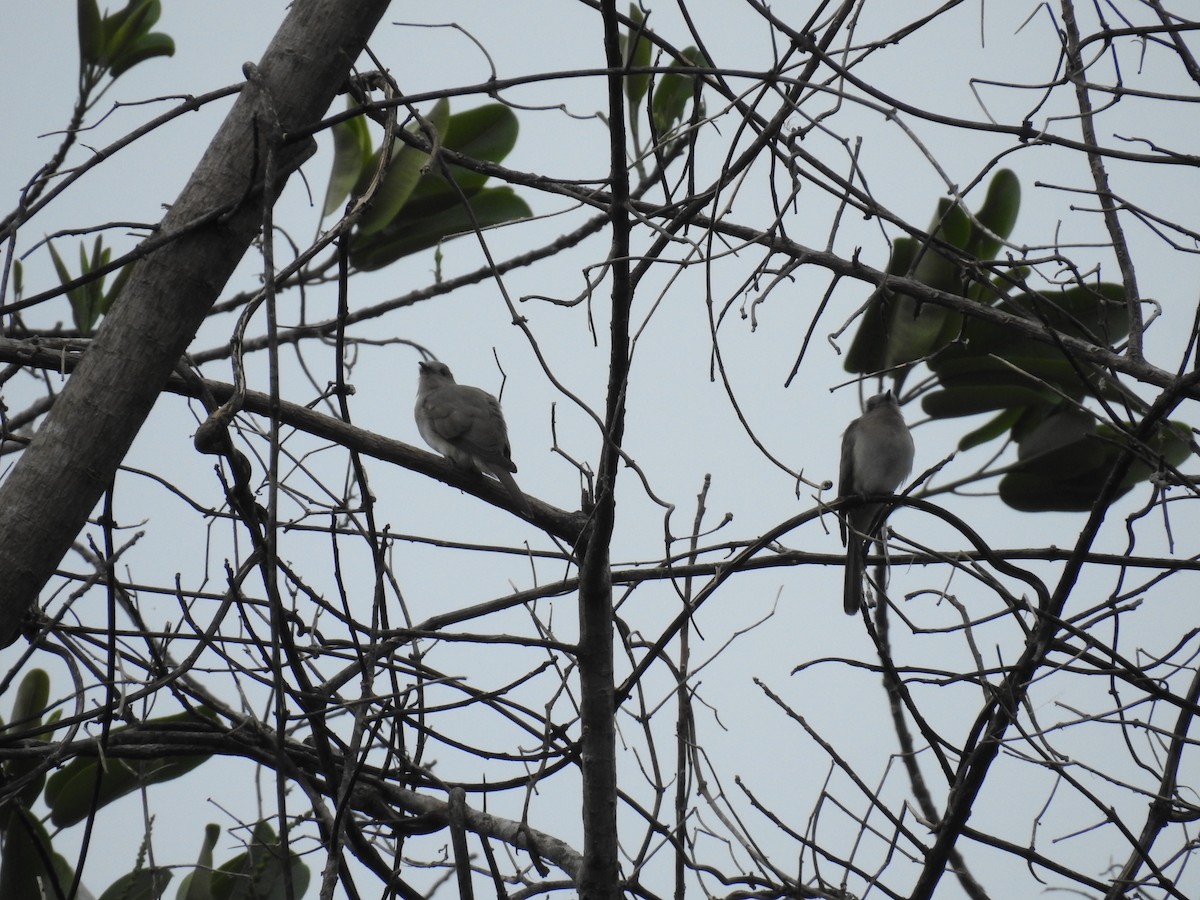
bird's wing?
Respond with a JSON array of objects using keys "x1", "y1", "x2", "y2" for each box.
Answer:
[
  {"x1": 837, "y1": 421, "x2": 858, "y2": 543},
  {"x1": 839, "y1": 421, "x2": 859, "y2": 498},
  {"x1": 423, "y1": 386, "x2": 516, "y2": 471}
]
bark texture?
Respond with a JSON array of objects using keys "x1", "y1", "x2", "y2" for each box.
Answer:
[{"x1": 0, "y1": 0, "x2": 393, "y2": 646}]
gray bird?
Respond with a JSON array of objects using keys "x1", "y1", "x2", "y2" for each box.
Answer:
[
  {"x1": 838, "y1": 390, "x2": 914, "y2": 615},
  {"x1": 414, "y1": 361, "x2": 530, "y2": 513}
]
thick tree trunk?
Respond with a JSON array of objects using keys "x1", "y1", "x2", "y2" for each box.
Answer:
[{"x1": 0, "y1": 0, "x2": 393, "y2": 646}]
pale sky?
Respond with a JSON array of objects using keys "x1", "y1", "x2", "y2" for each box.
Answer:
[{"x1": 2, "y1": 2, "x2": 1199, "y2": 897}]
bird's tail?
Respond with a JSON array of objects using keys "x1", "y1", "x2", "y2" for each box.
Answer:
[
  {"x1": 489, "y1": 465, "x2": 531, "y2": 515},
  {"x1": 844, "y1": 535, "x2": 864, "y2": 615}
]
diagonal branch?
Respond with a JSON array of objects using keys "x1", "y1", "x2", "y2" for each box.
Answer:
[{"x1": 0, "y1": 0, "x2": 396, "y2": 648}]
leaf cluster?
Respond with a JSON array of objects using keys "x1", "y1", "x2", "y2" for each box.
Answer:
[
  {"x1": 618, "y1": 4, "x2": 706, "y2": 151},
  {"x1": 0, "y1": 671, "x2": 308, "y2": 900},
  {"x1": 323, "y1": 98, "x2": 532, "y2": 271},
  {"x1": 77, "y1": 0, "x2": 175, "y2": 86},
  {"x1": 845, "y1": 170, "x2": 1188, "y2": 510},
  {"x1": 47, "y1": 237, "x2": 130, "y2": 335}
]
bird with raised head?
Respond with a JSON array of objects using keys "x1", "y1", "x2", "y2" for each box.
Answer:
[{"x1": 414, "y1": 360, "x2": 530, "y2": 514}]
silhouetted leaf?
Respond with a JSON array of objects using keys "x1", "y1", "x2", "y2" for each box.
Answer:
[
  {"x1": 1006, "y1": 282, "x2": 1128, "y2": 345},
  {"x1": 46, "y1": 710, "x2": 215, "y2": 827},
  {"x1": 0, "y1": 808, "x2": 70, "y2": 899},
  {"x1": 209, "y1": 821, "x2": 310, "y2": 900},
  {"x1": 922, "y1": 384, "x2": 1051, "y2": 419},
  {"x1": 1000, "y1": 418, "x2": 1192, "y2": 511},
  {"x1": 98, "y1": 868, "x2": 172, "y2": 900},
  {"x1": 844, "y1": 237, "x2": 917, "y2": 376},
  {"x1": 175, "y1": 823, "x2": 220, "y2": 900},
  {"x1": 958, "y1": 406, "x2": 1022, "y2": 451},
  {"x1": 1117, "y1": 419, "x2": 1192, "y2": 491}
]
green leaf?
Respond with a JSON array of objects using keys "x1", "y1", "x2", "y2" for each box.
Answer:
[
  {"x1": 350, "y1": 102, "x2": 526, "y2": 268},
  {"x1": 879, "y1": 210, "x2": 970, "y2": 374},
  {"x1": 3, "y1": 669, "x2": 52, "y2": 806},
  {"x1": 102, "y1": 0, "x2": 158, "y2": 62},
  {"x1": 47, "y1": 241, "x2": 74, "y2": 291},
  {"x1": 95, "y1": 1, "x2": 173, "y2": 77},
  {"x1": 103, "y1": 0, "x2": 160, "y2": 38},
  {"x1": 101, "y1": 262, "x2": 132, "y2": 318},
  {"x1": 72, "y1": 239, "x2": 107, "y2": 333},
  {"x1": 652, "y1": 46, "x2": 704, "y2": 135},
  {"x1": 845, "y1": 174, "x2": 1026, "y2": 382},
  {"x1": 47, "y1": 752, "x2": 212, "y2": 828},
  {"x1": 845, "y1": 237, "x2": 917, "y2": 376},
  {"x1": 78, "y1": 0, "x2": 104, "y2": 66},
  {"x1": 927, "y1": 198, "x2": 972, "y2": 253},
  {"x1": 7, "y1": 669, "x2": 49, "y2": 731},
  {"x1": 45, "y1": 710, "x2": 215, "y2": 827},
  {"x1": 407, "y1": 102, "x2": 521, "y2": 204},
  {"x1": 967, "y1": 168, "x2": 1020, "y2": 260},
  {"x1": 48, "y1": 241, "x2": 96, "y2": 334},
  {"x1": 175, "y1": 824, "x2": 220, "y2": 900},
  {"x1": 209, "y1": 822, "x2": 310, "y2": 900},
  {"x1": 869, "y1": 203, "x2": 972, "y2": 377},
  {"x1": 48, "y1": 850, "x2": 77, "y2": 900},
  {"x1": 83, "y1": 242, "x2": 104, "y2": 314},
  {"x1": 109, "y1": 31, "x2": 175, "y2": 78},
  {"x1": 322, "y1": 108, "x2": 373, "y2": 217},
  {"x1": 925, "y1": 283, "x2": 1127, "y2": 408},
  {"x1": 446, "y1": 102, "x2": 519, "y2": 165},
  {"x1": 883, "y1": 294, "x2": 954, "y2": 375},
  {"x1": 906, "y1": 199, "x2": 969, "y2": 300},
  {"x1": 622, "y1": 4, "x2": 652, "y2": 108},
  {"x1": 351, "y1": 186, "x2": 531, "y2": 270},
  {"x1": 98, "y1": 868, "x2": 172, "y2": 900},
  {"x1": 87, "y1": 234, "x2": 105, "y2": 273},
  {"x1": 358, "y1": 98, "x2": 451, "y2": 237},
  {"x1": 922, "y1": 384, "x2": 1053, "y2": 419},
  {"x1": 958, "y1": 406, "x2": 1023, "y2": 451},
  {"x1": 933, "y1": 351, "x2": 1092, "y2": 399}
]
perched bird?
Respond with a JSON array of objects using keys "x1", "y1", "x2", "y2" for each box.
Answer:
[
  {"x1": 838, "y1": 390, "x2": 914, "y2": 615},
  {"x1": 414, "y1": 361, "x2": 530, "y2": 513}
]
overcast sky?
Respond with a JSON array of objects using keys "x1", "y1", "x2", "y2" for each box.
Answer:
[{"x1": 3, "y1": 2, "x2": 1199, "y2": 897}]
